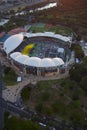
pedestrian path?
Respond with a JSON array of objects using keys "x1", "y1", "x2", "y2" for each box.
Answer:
[
  {"x1": 2, "y1": 71, "x2": 69, "y2": 103},
  {"x1": 2, "y1": 78, "x2": 30, "y2": 102}
]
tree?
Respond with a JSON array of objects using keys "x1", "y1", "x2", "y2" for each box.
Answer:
[
  {"x1": 43, "y1": 106, "x2": 53, "y2": 116},
  {"x1": 0, "y1": 26, "x2": 5, "y2": 32},
  {"x1": 4, "y1": 116, "x2": 41, "y2": 130},
  {"x1": 41, "y1": 91, "x2": 50, "y2": 102},
  {"x1": 70, "y1": 44, "x2": 84, "y2": 60},
  {"x1": 80, "y1": 76, "x2": 87, "y2": 92},
  {"x1": 70, "y1": 110, "x2": 82, "y2": 126},
  {"x1": 3, "y1": 67, "x2": 17, "y2": 86},
  {"x1": 21, "y1": 87, "x2": 31, "y2": 101},
  {"x1": 35, "y1": 102, "x2": 43, "y2": 113},
  {"x1": 9, "y1": 9, "x2": 15, "y2": 14},
  {"x1": 52, "y1": 100, "x2": 66, "y2": 116},
  {"x1": 69, "y1": 64, "x2": 87, "y2": 82},
  {"x1": 83, "y1": 57, "x2": 87, "y2": 65},
  {"x1": 76, "y1": 35, "x2": 81, "y2": 41}
]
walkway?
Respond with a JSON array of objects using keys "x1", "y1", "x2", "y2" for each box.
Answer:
[{"x1": 2, "y1": 71, "x2": 69, "y2": 103}]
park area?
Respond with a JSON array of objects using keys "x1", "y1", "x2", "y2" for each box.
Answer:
[
  {"x1": 3, "y1": 66, "x2": 17, "y2": 86},
  {"x1": 21, "y1": 57, "x2": 87, "y2": 128},
  {"x1": 21, "y1": 78, "x2": 87, "y2": 128},
  {"x1": 28, "y1": 23, "x2": 73, "y2": 36}
]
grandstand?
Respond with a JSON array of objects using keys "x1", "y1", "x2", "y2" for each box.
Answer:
[{"x1": 3, "y1": 32, "x2": 72, "y2": 76}]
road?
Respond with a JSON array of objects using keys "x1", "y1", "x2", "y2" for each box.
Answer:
[
  {"x1": 0, "y1": 96, "x2": 86, "y2": 130},
  {"x1": 0, "y1": 98, "x2": 70, "y2": 130},
  {"x1": 0, "y1": 98, "x2": 32, "y2": 119},
  {"x1": 0, "y1": 108, "x2": 3, "y2": 130}
]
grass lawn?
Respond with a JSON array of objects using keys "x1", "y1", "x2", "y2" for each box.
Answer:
[
  {"x1": 30, "y1": 26, "x2": 45, "y2": 33},
  {"x1": 30, "y1": 23, "x2": 74, "y2": 36},
  {"x1": 3, "y1": 67, "x2": 17, "y2": 86}
]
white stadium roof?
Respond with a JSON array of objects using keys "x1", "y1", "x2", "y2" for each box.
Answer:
[
  {"x1": 23, "y1": 32, "x2": 71, "y2": 42},
  {"x1": 25, "y1": 57, "x2": 41, "y2": 67},
  {"x1": 4, "y1": 32, "x2": 71, "y2": 55},
  {"x1": 53, "y1": 58, "x2": 64, "y2": 66},
  {"x1": 40, "y1": 58, "x2": 55, "y2": 67},
  {"x1": 3, "y1": 34, "x2": 23, "y2": 54},
  {"x1": 10, "y1": 52, "x2": 22, "y2": 59},
  {"x1": 9, "y1": 52, "x2": 64, "y2": 68},
  {"x1": 4, "y1": 33, "x2": 65, "y2": 68},
  {"x1": 14, "y1": 54, "x2": 29, "y2": 65}
]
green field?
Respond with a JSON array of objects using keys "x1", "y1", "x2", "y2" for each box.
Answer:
[
  {"x1": 3, "y1": 66, "x2": 17, "y2": 86},
  {"x1": 29, "y1": 23, "x2": 74, "y2": 36}
]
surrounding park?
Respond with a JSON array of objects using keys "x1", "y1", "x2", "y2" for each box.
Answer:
[{"x1": 20, "y1": 56, "x2": 87, "y2": 128}]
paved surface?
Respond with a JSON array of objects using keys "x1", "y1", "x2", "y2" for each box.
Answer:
[
  {"x1": 2, "y1": 71, "x2": 69, "y2": 103},
  {"x1": 0, "y1": 108, "x2": 4, "y2": 130},
  {"x1": 3, "y1": 77, "x2": 30, "y2": 102}
]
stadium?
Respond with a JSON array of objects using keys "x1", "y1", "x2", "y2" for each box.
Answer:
[{"x1": 3, "y1": 32, "x2": 72, "y2": 76}]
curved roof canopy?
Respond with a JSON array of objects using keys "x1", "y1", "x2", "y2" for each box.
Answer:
[
  {"x1": 3, "y1": 34, "x2": 23, "y2": 54},
  {"x1": 10, "y1": 53, "x2": 64, "y2": 68},
  {"x1": 23, "y1": 32, "x2": 70, "y2": 42},
  {"x1": 10, "y1": 52, "x2": 21, "y2": 59},
  {"x1": 14, "y1": 54, "x2": 29, "y2": 65},
  {"x1": 40, "y1": 58, "x2": 55, "y2": 67},
  {"x1": 25, "y1": 57, "x2": 41, "y2": 67},
  {"x1": 53, "y1": 58, "x2": 64, "y2": 66},
  {"x1": 4, "y1": 32, "x2": 70, "y2": 55}
]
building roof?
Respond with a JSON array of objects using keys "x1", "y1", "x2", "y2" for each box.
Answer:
[
  {"x1": 3, "y1": 34, "x2": 23, "y2": 54},
  {"x1": 10, "y1": 52, "x2": 64, "y2": 68},
  {"x1": 10, "y1": 52, "x2": 21, "y2": 59},
  {"x1": 23, "y1": 32, "x2": 71, "y2": 42},
  {"x1": 4, "y1": 32, "x2": 70, "y2": 54},
  {"x1": 40, "y1": 58, "x2": 55, "y2": 67},
  {"x1": 25, "y1": 57, "x2": 41, "y2": 67},
  {"x1": 53, "y1": 58, "x2": 64, "y2": 66},
  {"x1": 15, "y1": 54, "x2": 29, "y2": 65}
]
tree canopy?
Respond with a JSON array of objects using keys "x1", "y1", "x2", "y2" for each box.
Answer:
[{"x1": 70, "y1": 44, "x2": 84, "y2": 60}]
